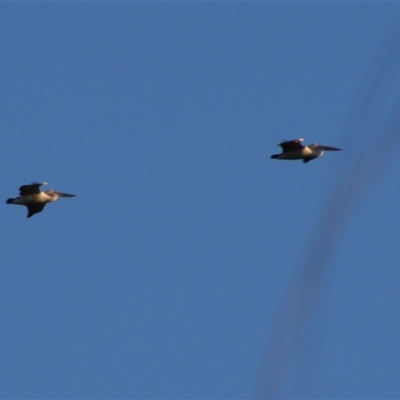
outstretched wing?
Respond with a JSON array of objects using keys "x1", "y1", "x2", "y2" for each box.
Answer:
[
  {"x1": 303, "y1": 154, "x2": 319, "y2": 163},
  {"x1": 26, "y1": 203, "x2": 46, "y2": 218},
  {"x1": 19, "y1": 182, "x2": 47, "y2": 196},
  {"x1": 279, "y1": 139, "x2": 305, "y2": 152}
]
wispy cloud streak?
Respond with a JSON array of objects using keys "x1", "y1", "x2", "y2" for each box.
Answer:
[{"x1": 256, "y1": 19, "x2": 400, "y2": 399}]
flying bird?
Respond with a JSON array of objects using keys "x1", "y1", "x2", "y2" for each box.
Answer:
[
  {"x1": 271, "y1": 138, "x2": 342, "y2": 163},
  {"x1": 6, "y1": 182, "x2": 76, "y2": 218}
]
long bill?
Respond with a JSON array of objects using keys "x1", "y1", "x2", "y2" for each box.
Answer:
[
  {"x1": 318, "y1": 145, "x2": 342, "y2": 151},
  {"x1": 55, "y1": 192, "x2": 76, "y2": 197}
]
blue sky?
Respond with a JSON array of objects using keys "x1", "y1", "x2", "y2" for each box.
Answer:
[{"x1": 1, "y1": 3, "x2": 400, "y2": 399}]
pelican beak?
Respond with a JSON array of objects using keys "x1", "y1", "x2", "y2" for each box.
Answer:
[
  {"x1": 55, "y1": 192, "x2": 76, "y2": 197},
  {"x1": 318, "y1": 146, "x2": 342, "y2": 151}
]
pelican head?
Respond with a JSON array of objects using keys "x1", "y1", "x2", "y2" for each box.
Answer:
[{"x1": 44, "y1": 190, "x2": 76, "y2": 201}]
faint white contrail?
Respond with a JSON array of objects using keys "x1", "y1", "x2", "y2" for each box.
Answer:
[{"x1": 255, "y1": 19, "x2": 400, "y2": 399}]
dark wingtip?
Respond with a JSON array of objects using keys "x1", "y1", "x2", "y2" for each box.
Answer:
[
  {"x1": 6, "y1": 198, "x2": 13, "y2": 204},
  {"x1": 271, "y1": 155, "x2": 278, "y2": 159}
]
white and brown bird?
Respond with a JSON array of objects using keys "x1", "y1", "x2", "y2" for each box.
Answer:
[
  {"x1": 271, "y1": 138, "x2": 342, "y2": 163},
  {"x1": 6, "y1": 182, "x2": 76, "y2": 218}
]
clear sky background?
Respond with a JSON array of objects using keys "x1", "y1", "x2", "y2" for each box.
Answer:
[{"x1": 1, "y1": 3, "x2": 400, "y2": 399}]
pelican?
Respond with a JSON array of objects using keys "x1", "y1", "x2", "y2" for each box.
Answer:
[
  {"x1": 271, "y1": 138, "x2": 342, "y2": 163},
  {"x1": 6, "y1": 182, "x2": 76, "y2": 218}
]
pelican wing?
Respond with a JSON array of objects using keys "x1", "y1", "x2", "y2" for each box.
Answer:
[
  {"x1": 19, "y1": 182, "x2": 47, "y2": 196},
  {"x1": 26, "y1": 203, "x2": 46, "y2": 218},
  {"x1": 279, "y1": 139, "x2": 305, "y2": 152}
]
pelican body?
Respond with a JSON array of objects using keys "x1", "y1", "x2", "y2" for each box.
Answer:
[
  {"x1": 271, "y1": 138, "x2": 342, "y2": 163},
  {"x1": 6, "y1": 182, "x2": 76, "y2": 218}
]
